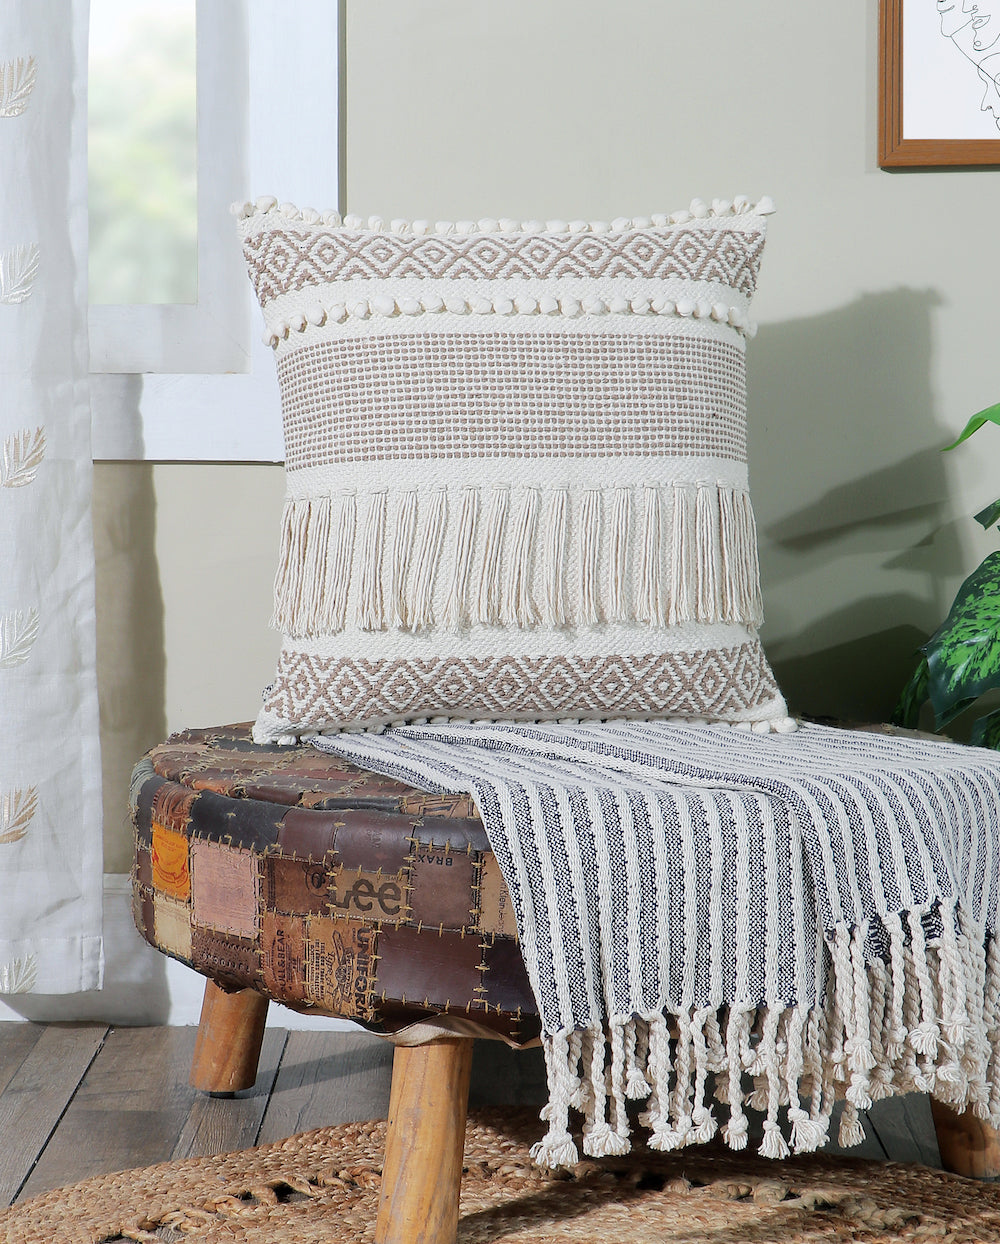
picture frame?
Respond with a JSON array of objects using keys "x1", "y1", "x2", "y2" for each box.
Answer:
[{"x1": 879, "y1": 0, "x2": 1000, "y2": 167}]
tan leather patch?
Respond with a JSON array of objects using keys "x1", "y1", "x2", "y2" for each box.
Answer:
[
  {"x1": 408, "y1": 842, "x2": 475, "y2": 931},
  {"x1": 263, "y1": 855, "x2": 332, "y2": 915},
  {"x1": 477, "y1": 855, "x2": 517, "y2": 938},
  {"x1": 303, "y1": 917, "x2": 377, "y2": 1019},
  {"x1": 151, "y1": 823, "x2": 190, "y2": 900},
  {"x1": 190, "y1": 841, "x2": 258, "y2": 937},
  {"x1": 261, "y1": 912, "x2": 308, "y2": 1003},
  {"x1": 152, "y1": 894, "x2": 192, "y2": 961}
]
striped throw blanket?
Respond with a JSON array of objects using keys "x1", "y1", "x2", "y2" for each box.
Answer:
[{"x1": 312, "y1": 720, "x2": 1000, "y2": 1166}]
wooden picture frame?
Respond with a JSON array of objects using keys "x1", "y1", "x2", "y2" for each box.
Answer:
[{"x1": 879, "y1": 0, "x2": 1000, "y2": 167}]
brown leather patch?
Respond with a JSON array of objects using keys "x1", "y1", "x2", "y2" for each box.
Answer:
[
  {"x1": 134, "y1": 844, "x2": 153, "y2": 891},
  {"x1": 262, "y1": 855, "x2": 333, "y2": 915},
  {"x1": 134, "y1": 887, "x2": 155, "y2": 940},
  {"x1": 304, "y1": 916, "x2": 377, "y2": 1019},
  {"x1": 477, "y1": 854, "x2": 517, "y2": 937},
  {"x1": 376, "y1": 925, "x2": 482, "y2": 1011},
  {"x1": 151, "y1": 823, "x2": 191, "y2": 900},
  {"x1": 150, "y1": 784, "x2": 197, "y2": 835},
  {"x1": 191, "y1": 928, "x2": 260, "y2": 992},
  {"x1": 187, "y1": 768, "x2": 245, "y2": 796},
  {"x1": 276, "y1": 806, "x2": 339, "y2": 859},
  {"x1": 190, "y1": 841, "x2": 258, "y2": 937},
  {"x1": 328, "y1": 869, "x2": 407, "y2": 924},
  {"x1": 261, "y1": 912, "x2": 308, "y2": 1003},
  {"x1": 332, "y1": 811, "x2": 418, "y2": 873},
  {"x1": 398, "y1": 792, "x2": 479, "y2": 820},
  {"x1": 479, "y1": 937, "x2": 535, "y2": 1016},
  {"x1": 408, "y1": 842, "x2": 475, "y2": 930}
]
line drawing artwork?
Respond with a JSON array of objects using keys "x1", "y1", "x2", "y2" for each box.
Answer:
[{"x1": 937, "y1": 0, "x2": 1000, "y2": 129}]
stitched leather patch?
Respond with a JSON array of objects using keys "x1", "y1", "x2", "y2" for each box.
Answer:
[
  {"x1": 191, "y1": 928, "x2": 260, "y2": 992},
  {"x1": 478, "y1": 854, "x2": 518, "y2": 937},
  {"x1": 376, "y1": 924, "x2": 482, "y2": 1011},
  {"x1": 190, "y1": 841, "x2": 258, "y2": 938},
  {"x1": 328, "y1": 868, "x2": 408, "y2": 925},
  {"x1": 408, "y1": 842, "x2": 476, "y2": 931},
  {"x1": 261, "y1": 912, "x2": 308, "y2": 1004},
  {"x1": 304, "y1": 916, "x2": 378, "y2": 1018},
  {"x1": 263, "y1": 854, "x2": 333, "y2": 916},
  {"x1": 151, "y1": 823, "x2": 190, "y2": 900}
]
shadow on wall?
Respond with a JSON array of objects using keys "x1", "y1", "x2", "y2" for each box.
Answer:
[
  {"x1": 749, "y1": 287, "x2": 963, "y2": 725},
  {"x1": 91, "y1": 452, "x2": 171, "y2": 1022},
  {"x1": 93, "y1": 456, "x2": 168, "y2": 873}
]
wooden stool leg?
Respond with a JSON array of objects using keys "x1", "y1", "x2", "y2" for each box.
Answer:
[
  {"x1": 930, "y1": 1098, "x2": 1000, "y2": 1178},
  {"x1": 375, "y1": 1037, "x2": 474, "y2": 1244},
  {"x1": 189, "y1": 980, "x2": 269, "y2": 1094}
]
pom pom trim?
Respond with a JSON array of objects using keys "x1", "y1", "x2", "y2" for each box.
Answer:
[
  {"x1": 233, "y1": 194, "x2": 776, "y2": 234},
  {"x1": 262, "y1": 293, "x2": 757, "y2": 347}
]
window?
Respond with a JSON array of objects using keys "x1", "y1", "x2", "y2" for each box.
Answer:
[
  {"x1": 89, "y1": 0, "x2": 198, "y2": 307},
  {"x1": 89, "y1": 1, "x2": 343, "y2": 461}
]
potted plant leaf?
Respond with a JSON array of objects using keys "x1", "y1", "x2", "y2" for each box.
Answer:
[{"x1": 894, "y1": 401, "x2": 1000, "y2": 748}]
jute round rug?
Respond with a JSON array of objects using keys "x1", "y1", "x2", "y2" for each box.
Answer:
[{"x1": 3, "y1": 1110, "x2": 999, "y2": 1244}]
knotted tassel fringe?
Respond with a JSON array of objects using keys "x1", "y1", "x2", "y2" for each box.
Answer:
[
  {"x1": 476, "y1": 486, "x2": 509, "y2": 625},
  {"x1": 409, "y1": 488, "x2": 447, "y2": 630},
  {"x1": 389, "y1": 491, "x2": 418, "y2": 629},
  {"x1": 608, "y1": 487, "x2": 631, "y2": 623},
  {"x1": 273, "y1": 481, "x2": 765, "y2": 637},
  {"x1": 506, "y1": 487, "x2": 541, "y2": 627},
  {"x1": 543, "y1": 488, "x2": 569, "y2": 628},
  {"x1": 637, "y1": 484, "x2": 664, "y2": 625},
  {"x1": 443, "y1": 487, "x2": 478, "y2": 629},
  {"x1": 576, "y1": 489, "x2": 602, "y2": 627},
  {"x1": 529, "y1": 899, "x2": 1000, "y2": 1169},
  {"x1": 356, "y1": 490, "x2": 388, "y2": 631}
]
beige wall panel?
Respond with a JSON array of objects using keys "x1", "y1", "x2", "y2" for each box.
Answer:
[{"x1": 95, "y1": 464, "x2": 283, "y2": 870}]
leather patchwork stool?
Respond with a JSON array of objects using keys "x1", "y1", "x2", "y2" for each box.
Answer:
[{"x1": 130, "y1": 723, "x2": 539, "y2": 1244}]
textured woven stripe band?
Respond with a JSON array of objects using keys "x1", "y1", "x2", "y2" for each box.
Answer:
[{"x1": 279, "y1": 332, "x2": 748, "y2": 471}]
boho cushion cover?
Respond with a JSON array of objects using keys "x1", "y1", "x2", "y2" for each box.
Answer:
[{"x1": 236, "y1": 196, "x2": 791, "y2": 741}]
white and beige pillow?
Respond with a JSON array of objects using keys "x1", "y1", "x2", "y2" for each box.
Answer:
[{"x1": 237, "y1": 196, "x2": 791, "y2": 740}]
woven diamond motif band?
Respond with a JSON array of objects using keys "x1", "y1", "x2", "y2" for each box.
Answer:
[{"x1": 236, "y1": 197, "x2": 790, "y2": 739}]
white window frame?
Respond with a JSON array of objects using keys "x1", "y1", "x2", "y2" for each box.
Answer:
[{"x1": 90, "y1": 0, "x2": 342, "y2": 462}]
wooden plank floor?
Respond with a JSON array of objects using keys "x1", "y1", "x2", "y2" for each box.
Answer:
[{"x1": 0, "y1": 1022, "x2": 942, "y2": 1207}]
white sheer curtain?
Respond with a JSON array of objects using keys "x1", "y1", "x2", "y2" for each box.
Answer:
[{"x1": 0, "y1": 2, "x2": 103, "y2": 995}]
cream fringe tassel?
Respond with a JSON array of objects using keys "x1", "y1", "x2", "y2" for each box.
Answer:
[
  {"x1": 529, "y1": 901, "x2": 1000, "y2": 1168},
  {"x1": 273, "y1": 481, "x2": 765, "y2": 637}
]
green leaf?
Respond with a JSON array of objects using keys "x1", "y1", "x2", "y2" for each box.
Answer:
[
  {"x1": 934, "y1": 695, "x2": 977, "y2": 730},
  {"x1": 892, "y1": 655, "x2": 929, "y2": 728},
  {"x1": 971, "y1": 708, "x2": 1000, "y2": 750},
  {"x1": 974, "y1": 497, "x2": 1000, "y2": 531},
  {"x1": 943, "y1": 401, "x2": 1000, "y2": 451},
  {"x1": 923, "y1": 550, "x2": 1000, "y2": 722}
]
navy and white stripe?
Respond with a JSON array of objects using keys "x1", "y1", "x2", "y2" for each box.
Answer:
[{"x1": 312, "y1": 719, "x2": 1000, "y2": 1161}]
